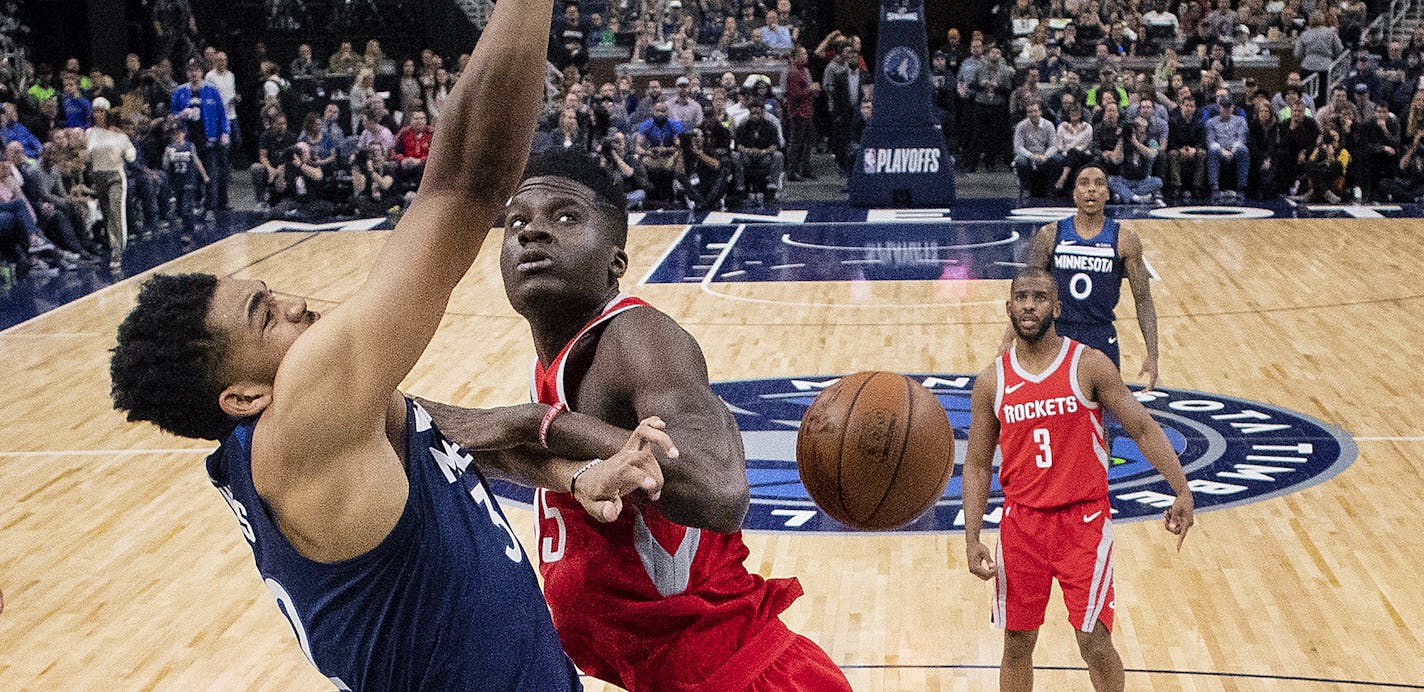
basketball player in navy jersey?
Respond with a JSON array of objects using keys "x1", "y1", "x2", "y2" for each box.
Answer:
[
  {"x1": 1002, "y1": 163, "x2": 1160, "y2": 390},
  {"x1": 966, "y1": 268, "x2": 1193, "y2": 692},
  {"x1": 425, "y1": 149, "x2": 851, "y2": 691},
  {"x1": 107, "y1": 2, "x2": 668, "y2": 688}
]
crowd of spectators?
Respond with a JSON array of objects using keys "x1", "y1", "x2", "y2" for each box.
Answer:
[
  {"x1": 976, "y1": 0, "x2": 1424, "y2": 205},
  {"x1": 4, "y1": 0, "x2": 1423, "y2": 287}
]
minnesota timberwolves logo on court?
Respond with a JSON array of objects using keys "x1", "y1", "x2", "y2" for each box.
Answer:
[
  {"x1": 713, "y1": 374, "x2": 1357, "y2": 533},
  {"x1": 882, "y1": 47, "x2": 920, "y2": 87}
]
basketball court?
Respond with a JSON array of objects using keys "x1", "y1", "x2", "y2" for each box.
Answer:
[{"x1": 1, "y1": 211, "x2": 1422, "y2": 690}]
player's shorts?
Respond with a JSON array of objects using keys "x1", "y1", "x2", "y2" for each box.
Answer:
[
  {"x1": 992, "y1": 496, "x2": 1116, "y2": 633},
  {"x1": 745, "y1": 634, "x2": 852, "y2": 692},
  {"x1": 1055, "y1": 320, "x2": 1120, "y2": 368}
]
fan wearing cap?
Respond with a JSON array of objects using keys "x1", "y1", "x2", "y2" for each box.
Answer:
[
  {"x1": 86, "y1": 97, "x2": 136, "y2": 271},
  {"x1": 665, "y1": 76, "x2": 703, "y2": 130}
]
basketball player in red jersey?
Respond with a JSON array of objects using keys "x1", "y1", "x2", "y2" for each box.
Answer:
[
  {"x1": 963, "y1": 268, "x2": 1194, "y2": 691},
  {"x1": 426, "y1": 149, "x2": 850, "y2": 691}
]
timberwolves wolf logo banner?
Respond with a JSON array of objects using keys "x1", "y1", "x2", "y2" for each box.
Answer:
[{"x1": 849, "y1": 0, "x2": 957, "y2": 207}]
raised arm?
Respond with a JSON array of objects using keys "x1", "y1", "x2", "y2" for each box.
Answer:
[
  {"x1": 962, "y1": 363, "x2": 1001, "y2": 579},
  {"x1": 267, "y1": 0, "x2": 552, "y2": 459},
  {"x1": 1118, "y1": 227, "x2": 1160, "y2": 389}
]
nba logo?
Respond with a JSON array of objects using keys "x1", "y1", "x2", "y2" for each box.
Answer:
[{"x1": 863, "y1": 149, "x2": 878, "y2": 175}]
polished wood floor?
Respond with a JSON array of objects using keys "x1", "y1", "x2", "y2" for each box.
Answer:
[{"x1": 1, "y1": 219, "x2": 1422, "y2": 690}]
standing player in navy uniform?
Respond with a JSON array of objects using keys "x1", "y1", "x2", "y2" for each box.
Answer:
[
  {"x1": 109, "y1": 2, "x2": 665, "y2": 688},
  {"x1": 1003, "y1": 163, "x2": 1160, "y2": 390}
]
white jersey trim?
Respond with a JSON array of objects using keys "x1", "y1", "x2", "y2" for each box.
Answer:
[
  {"x1": 1068, "y1": 342, "x2": 1101, "y2": 410},
  {"x1": 1080, "y1": 517, "x2": 1115, "y2": 632},
  {"x1": 1009, "y1": 337, "x2": 1071, "y2": 384},
  {"x1": 993, "y1": 357, "x2": 1005, "y2": 419},
  {"x1": 540, "y1": 292, "x2": 639, "y2": 408}
]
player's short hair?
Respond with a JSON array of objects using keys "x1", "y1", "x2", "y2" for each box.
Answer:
[
  {"x1": 1073, "y1": 161, "x2": 1109, "y2": 187},
  {"x1": 1012, "y1": 266, "x2": 1058, "y2": 290},
  {"x1": 110, "y1": 273, "x2": 236, "y2": 440},
  {"x1": 521, "y1": 149, "x2": 628, "y2": 247}
]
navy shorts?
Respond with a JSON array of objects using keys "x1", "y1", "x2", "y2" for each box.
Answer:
[{"x1": 1055, "y1": 321, "x2": 1120, "y2": 369}]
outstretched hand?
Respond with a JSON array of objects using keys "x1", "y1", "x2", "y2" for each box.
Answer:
[{"x1": 572, "y1": 417, "x2": 676, "y2": 522}]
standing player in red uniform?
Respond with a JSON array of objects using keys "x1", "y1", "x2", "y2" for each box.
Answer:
[
  {"x1": 962, "y1": 268, "x2": 1194, "y2": 691},
  {"x1": 426, "y1": 149, "x2": 850, "y2": 691}
]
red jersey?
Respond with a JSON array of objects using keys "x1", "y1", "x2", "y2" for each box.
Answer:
[
  {"x1": 392, "y1": 126, "x2": 431, "y2": 161},
  {"x1": 995, "y1": 338, "x2": 1109, "y2": 508},
  {"x1": 531, "y1": 294, "x2": 805, "y2": 692}
]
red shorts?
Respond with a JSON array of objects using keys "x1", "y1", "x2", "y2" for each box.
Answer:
[
  {"x1": 745, "y1": 634, "x2": 851, "y2": 692},
  {"x1": 992, "y1": 496, "x2": 1115, "y2": 633}
]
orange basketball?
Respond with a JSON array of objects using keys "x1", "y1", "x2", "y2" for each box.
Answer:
[{"x1": 796, "y1": 372, "x2": 956, "y2": 530}]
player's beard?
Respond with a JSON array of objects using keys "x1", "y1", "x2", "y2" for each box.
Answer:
[{"x1": 1012, "y1": 313, "x2": 1054, "y2": 342}]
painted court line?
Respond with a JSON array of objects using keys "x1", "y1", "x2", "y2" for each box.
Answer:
[
  {"x1": 0, "y1": 449, "x2": 212, "y2": 458},
  {"x1": 636, "y1": 225, "x2": 692, "y2": 286}
]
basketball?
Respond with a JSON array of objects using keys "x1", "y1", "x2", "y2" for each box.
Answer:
[{"x1": 796, "y1": 372, "x2": 956, "y2": 530}]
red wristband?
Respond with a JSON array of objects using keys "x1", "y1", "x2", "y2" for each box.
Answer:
[{"x1": 539, "y1": 402, "x2": 566, "y2": 449}]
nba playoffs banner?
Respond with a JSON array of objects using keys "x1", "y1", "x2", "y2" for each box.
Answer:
[{"x1": 849, "y1": 0, "x2": 957, "y2": 207}]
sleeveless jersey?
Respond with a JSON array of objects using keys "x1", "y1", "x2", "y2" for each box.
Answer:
[
  {"x1": 995, "y1": 339, "x2": 1110, "y2": 508},
  {"x1": 1053, "y1": 216, "x2": 1124, "y2": 325},
  {"x1": 205, "y1": 398, "x2": 581, "y2": 691},
  {"x1": 531, "y1": 294, "x2": 805, "y2": 692}
]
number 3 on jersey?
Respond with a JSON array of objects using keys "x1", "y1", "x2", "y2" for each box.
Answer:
[{"x1": 1033, "y1": 428, "x2": 1053, "y2": 468}]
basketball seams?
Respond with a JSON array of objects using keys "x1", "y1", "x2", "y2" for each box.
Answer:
[
  {"x1": 834, "y1": 373, "x2": 877, "y2": 526},
  {"x1": 864, "y1": 373, "x2": 916, "y2": 527}
]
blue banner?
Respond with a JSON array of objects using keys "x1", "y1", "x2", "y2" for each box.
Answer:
[{"x1": 849, "y1": 0, "x2": 957, "y2": 207}]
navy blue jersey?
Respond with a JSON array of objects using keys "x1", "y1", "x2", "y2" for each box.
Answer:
[
  {"x1": 206, "y1": 398, "x2": 581, "y2": 691},
  {"x1": 1052, "y1": 216, "x2": 1125, "y2": 325},
  {"x1": 164, "y1": 141, "x2": 200, "y2": 189}
]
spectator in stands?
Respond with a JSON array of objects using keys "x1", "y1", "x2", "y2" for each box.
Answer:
[
  {"x1": 1314, "y1": 85, "x2": 1356, "y2": 126},
  {"x1": 398, "y1": 60, "x2": 423, "y2": 119},
  {"x1": 23, "y1": 98, "x2": 60, "y2": 145},
  {"x1": 630, "y1": 80, "x2": 665, "y2": 126},
  {"x1": 1167, "y1": 93, "x2": 1207, "y2": 199},
  {"x1": 825, "y1": 43, "x2": 866, "y2": 174},
  {"x1": 250, "y1": 112, "x2": 295, "y2": 209},
  {"x1": 349, "y1": 70, "x2": 376, "y2": 134},
  {"x1": 1105, "y1": 21, "x2": 1137, "y2": 57},
  {"x1": 14, "y1": 142, "x2": 91, "y2": 261},
  {"x1": 1378, "y1": 126, "x2": 1424, "y2": 201},
  {"x1": 1107, "y1": 106, "x2": 1165, "y2": 203},
  {"x1": 678, "y1": 127, "x2": 733, "y2": 211},
  {"x1": 1296, "y1": 13, "x2": 1344, "y2": 102},
  {"x1": 1232, "y1": 25, "x2": 1261, "y2": 60},
  {"x1": 1, "y1": 103, "x2": 41, "y2": 159},
  {"x1": 1404, "y1": 90, "x2": 1424, "y2": 142},
  {"x1": 1343, "y1": 52, "x2": 1382, "y2": 103},
  {"x1": 1301, "y1": 127, "x2": 1348, "y2": 202},
  {"x1": 1013, "y1": 102, "x2": 1063, "y2": 199},
  {"x1": 1087, "y1": 68, "x2": 1129, "y2": 113},
  {"x1": 350, "y1": 143, "x2": 395, "y2": 216},
  {"x1": 87, "y1": 98, "x2": 136, "y2": 270},
  {"x1": 61, "y1": 76, "x2": 92, "y2": 129},
  {"x1": 162, "y1": 121, "x2": 207, "y2": 235},
  {"x1": 1009, "y1": 66, "x2": 1048, "y2": 126},
  {"x1": 970, "y1": 46, "x2": 1015, "y2": 171},
  {"x1": 598, "y1": 131, "x2": 650, "y2": 209},
  {"x1": 786, "y1": 46, "x2": 815, "y2": 182},
  {"x1": 0, "y1": 152, "x2": 51, "y2": 278},
  {"x1": 268, "y1": 140, "x2": 330, "y2": 219},
  {"x1": 634, "y1": 100, "x2": 683, "y2": 207},
  {"x1": 355, "y1": 107, "x2": 393, "y2": 154},
  {"x1": 170, "y1": 62, "x2": 228, "y2": 218},
  {"x1": 552, "y1": 2, "x2": 592, "y2": 72},
  {"x1": 1039, "y1": 41, "x2": 1068, "y2": 83},
  {"x1": 759, "y1": 10, "x2": 794, "y2": 55},
  {"x1": 537, "y1": 108, "x2": 589, "y2": 155},
  {"x1": 1378, "y1": 65, "x2": 1411, "y2": 115},
  {"x1": 735, "y1": 100, "x2": 784, "y2": 203},
  {"x1": 1363, "y1": 102, "x2": 1401, "y2": 201},
  {"x1": 392, "y1": 110, "x2": 432, "y2": 186},
  {"x1": 328, "y1": 40, "x2": 362, "y2": 77},
  {"x1": 116, "y1": 54, "x2": 145, "y2": 97},
  {"x1": 290, "y1": 44, "x2": 316, "y2": 79},
  {"x1": 1271, "y1": 73, "x2": 1316, "y2": 117},
  {"x1": 1205, "y1": 0, "x2": 1238, "y2": 41},
  {"x1": 1206, "y1": 94, "x2": 1250, "y2": 200},
  {"x1": 1054, "y1": 104, "x2": 1095, "y2": 192},
  {"x1": 1248, "y1": 98, "x2": 1280, "y2": 197},
  {"x1": 665, "y1": 76, "x2": 704, "y2": 130},
  {"x1": 1094, "y1": 99, "x2": 1126, "y2": 172},
  {"x1": 1060, "y1": 23, "x2": 1091, "y2": 58},
  {"x1": 1272, "y1": 99, "x2": 1319, "y2": 196},
  {"x1": 425, "y1": 68, "x2": 453, "y2": 123}
]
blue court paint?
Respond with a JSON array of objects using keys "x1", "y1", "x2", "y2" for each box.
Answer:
[{"x1": 643, "y1": 221, "x2": 1037, "y2": 285}]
